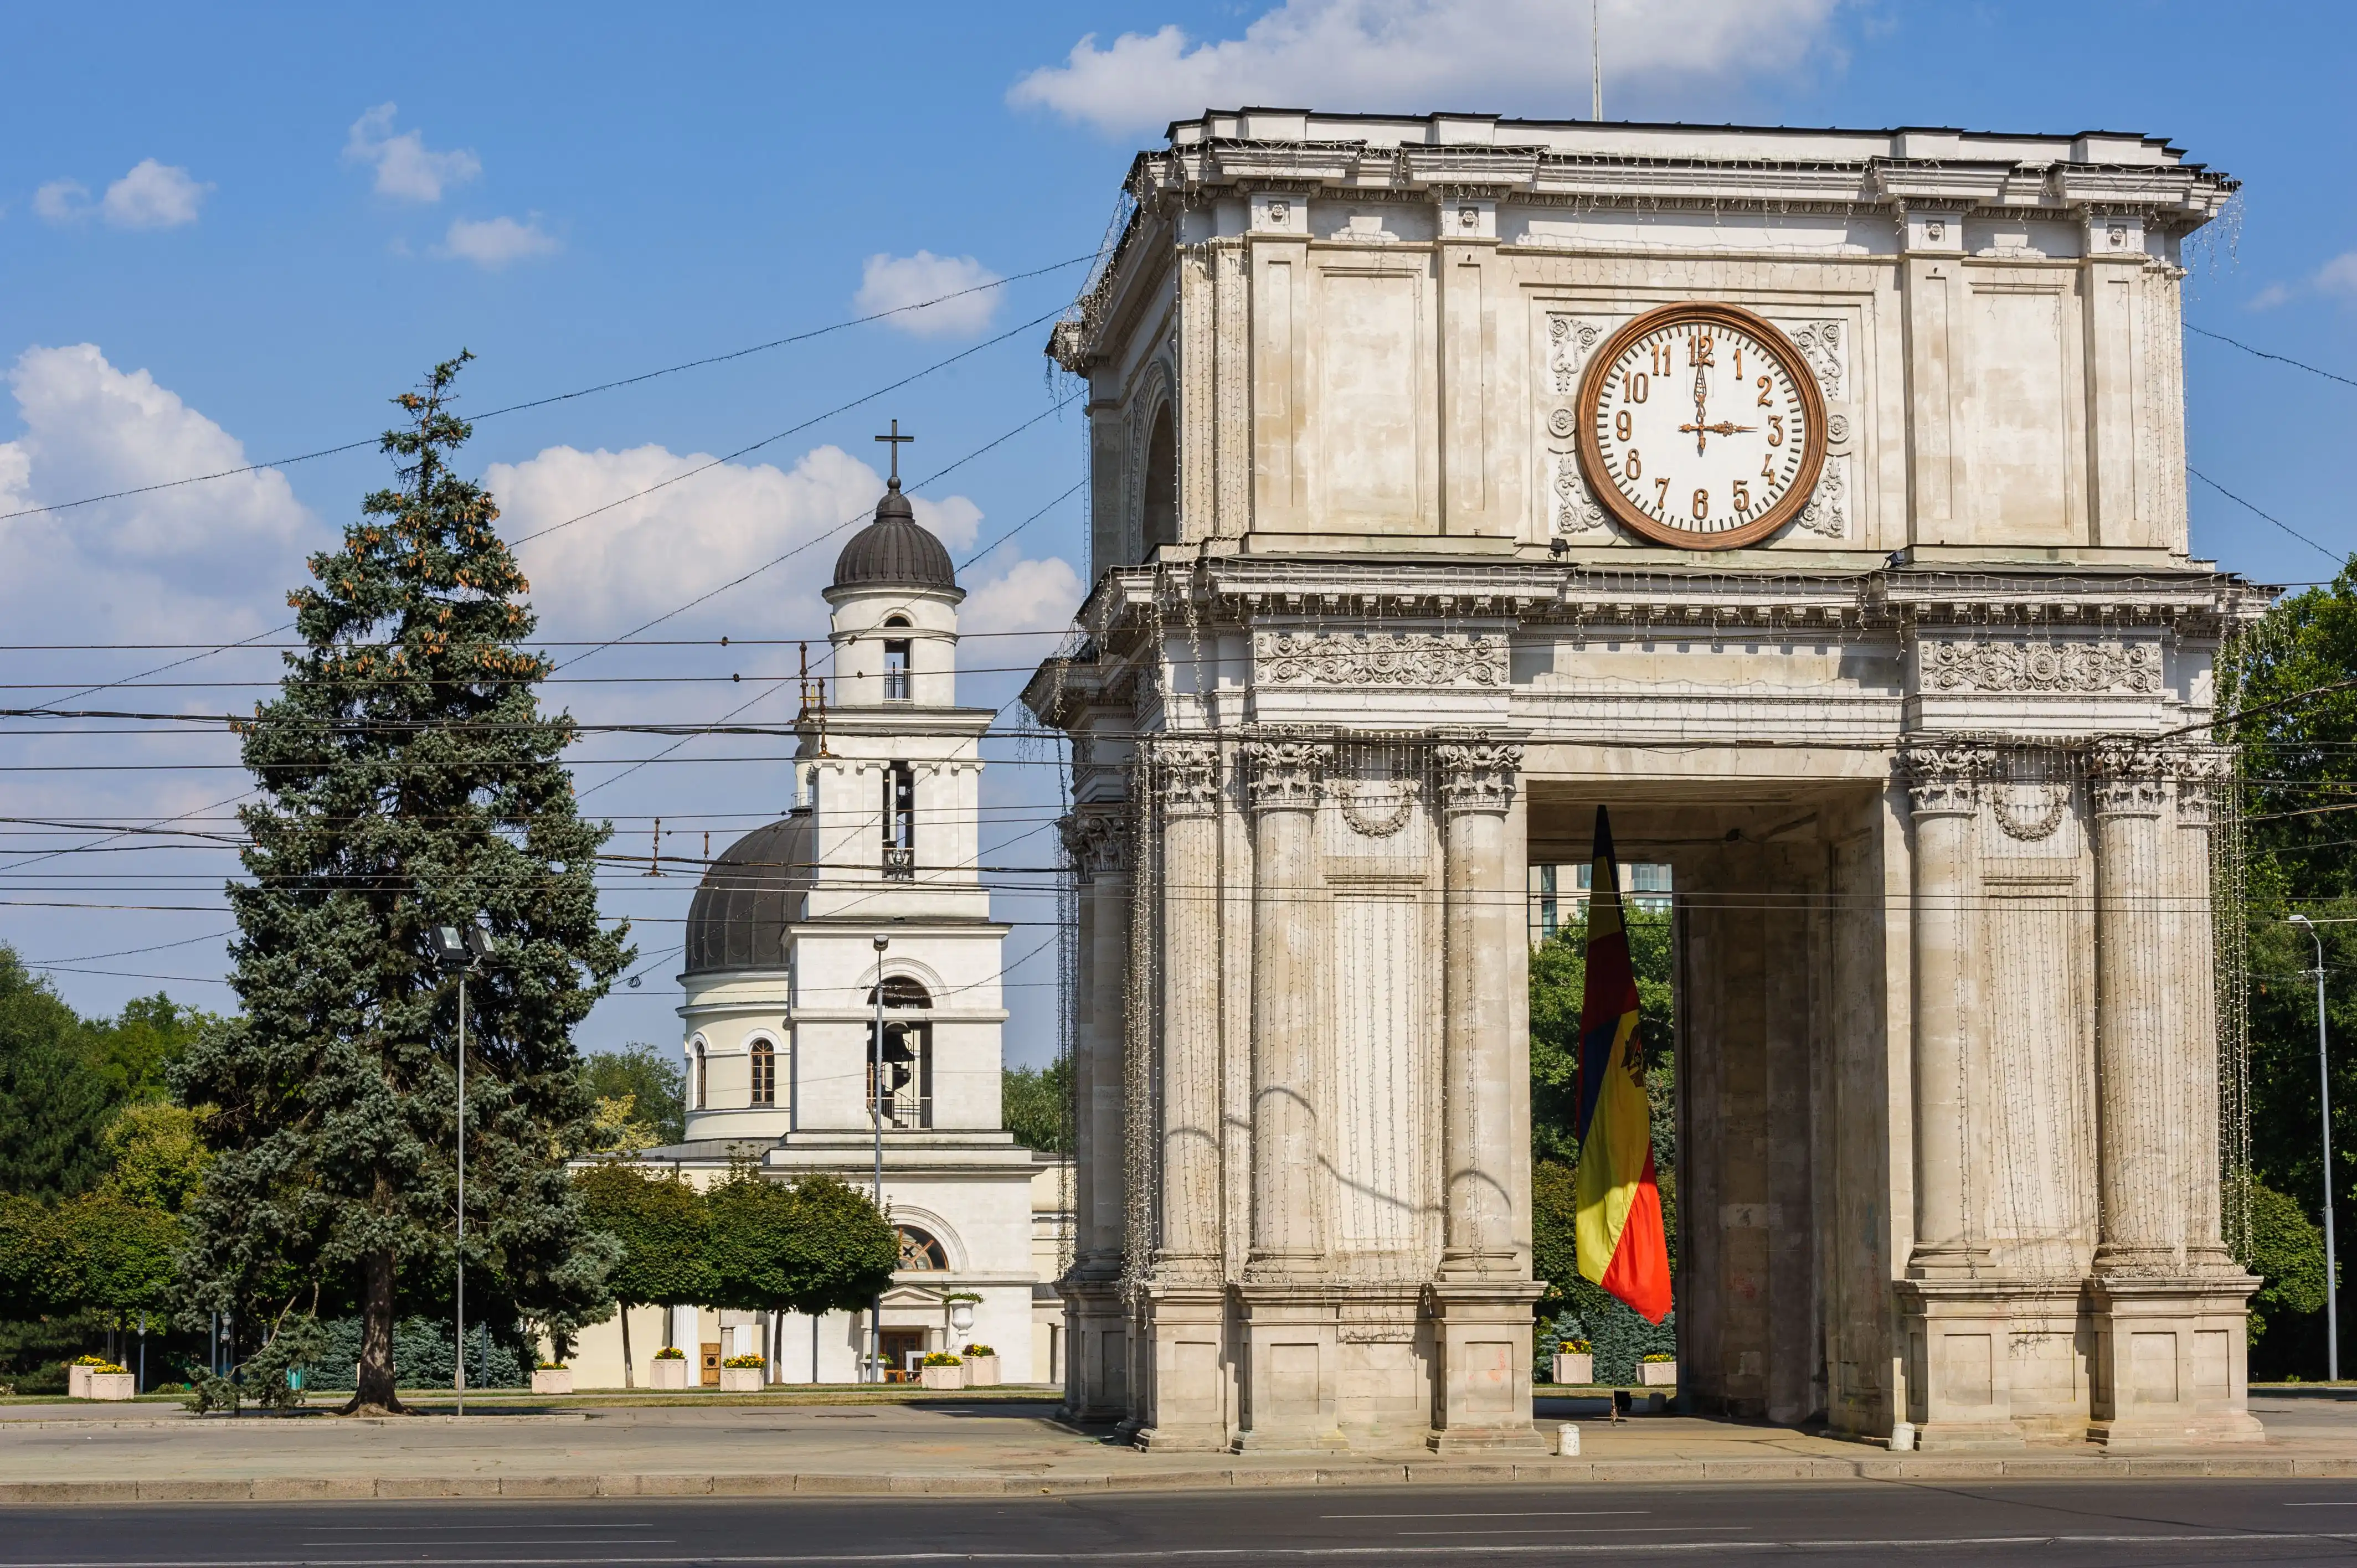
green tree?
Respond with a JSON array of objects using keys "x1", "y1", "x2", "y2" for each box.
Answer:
[
  {"x1": 573, "y1": 1162, "x2": 714, "y2": 1386},
  {"x1": 583, "y1": 1043, "x2": 686, "y2": 1146},
  {"x1": 97, "y1": 1102, "x2": 211, "y2": 1214},
  {"x1": 2224, "y1": 560, "x2": 2357, "y2": 1374},
  {"x1": 83, "y1": 994, "x2": 212, "y2": 1104},
  {"x1": 172, "y1": 355, "x2": 628, "y2": 1414},
  {"x1": 1002, "y1": 1059, "x2": 1071, "y2": 1154},
  {"x1": 1527, "y1": 912, "x2": 1677, "y2": 1173},
  {"x1": 780, "y1": 1175, "x2": 899, "y2": 1317},
  {"x1": 0, "y1": 948, "x2": 117, "y2": 1199}
]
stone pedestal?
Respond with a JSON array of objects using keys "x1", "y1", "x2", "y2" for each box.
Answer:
[
  {"x1": 1232, "y1": 1286, "x2": 1347, "y2": 1451},
  {"x1": 2086, "y1": 1276, "x2": 2267, "y2": 1449},
  {"x1": 1426, "y1": 1282, "x2": 1545, "y2": 1453},
  {"x1": 1135, "y1": 1287, "x2": 1229, "y2": 1450},
  {"x1": 1061, "y1": 1279, "x2": 1130, "y2": 1422},
  {"x1": 1894, "y1": 1281, "x2": 2025, "y2": 1451}
]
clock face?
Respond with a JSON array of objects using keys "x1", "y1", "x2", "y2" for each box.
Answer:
[{"x1": 1574, "y1": 303, "x2": 1828, "y2": 550}]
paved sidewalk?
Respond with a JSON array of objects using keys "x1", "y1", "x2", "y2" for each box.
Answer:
[{"x1": 3, "y1": 1391, "x2": 2353, "y2": 1502}]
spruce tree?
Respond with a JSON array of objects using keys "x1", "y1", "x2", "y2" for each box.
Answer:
[{"x1": 174, "y1": 355, "x2": 626, "y2": 1413}]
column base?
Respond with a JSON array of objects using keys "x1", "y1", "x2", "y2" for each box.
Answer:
[
  {"x1": 1895, "y1": 1280, "x2": 2026, "y2": 1450},
  {"x1": 1231, "y1": 1283, "x2": 1347, "y2": 1452},
  {"x1": 1424, "y1": 1280, "x2": 1546, "y2": 1454},
  {"x1": 2087, "y1": 1273, "x2": 2267, "y2": 1451},
  {"x1": 1057, "y1": 1278, "x2": 1131, "y2": 1425},
  {"x1": 1133, "y1": 1285, "x2": 1229, "y2": 1452}
]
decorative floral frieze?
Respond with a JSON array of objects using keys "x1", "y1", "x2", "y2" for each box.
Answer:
[
  {"x1": 1919, "y1": 638, "x2": 2162, "y2": 695},
  {"x1": 2088, "y1": 739, "x2": 2166, "y2": 818},
  {"x1": 1254, "y1": 630, "x2": 1509, "y2": 689},
  {"x1": 1900, "y1": 741, "x2": 1992, "y2": 818},
  {"x1": 1243, "y1": 739, "x2": 1326, "y2": 813},
  {"x1": 1436, "y1": 741, "x2": 1523, "y2": 816},
  {"x1": 1150, "y1": 740, "x2": 1222, "y2": 818}
]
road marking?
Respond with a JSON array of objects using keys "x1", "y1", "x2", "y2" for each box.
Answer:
[
  {"x1": 1323, "y1": 1512, "x2": 1648, "y2": 1519},
  {"x1": 1394, "y1": 1526, "x2": 1747, "y2": 1537}
]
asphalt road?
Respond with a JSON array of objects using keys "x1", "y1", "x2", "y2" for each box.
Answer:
[{"x1": 6, "y1": 1480, "x2": 2357, "y2": 1565}]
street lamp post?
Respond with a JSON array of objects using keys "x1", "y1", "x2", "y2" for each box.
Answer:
[
  {"x1": 869, "y1": 932, "x2": 889, "y2": 1385},
  {"x1": 2293, "y1": 912, "x2": 2337, "y2": 1381},
  {"x1": 431, "y1": 917, "x2": 495, "y2": 1414}
]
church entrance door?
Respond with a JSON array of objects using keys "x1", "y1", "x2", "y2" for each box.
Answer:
[{"x1": 878, "y1": 1328, "x2": 927, "y2": 1382}]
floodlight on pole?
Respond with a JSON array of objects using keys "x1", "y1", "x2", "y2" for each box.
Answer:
[
  {"x1": 431, "y1": 916, "x2": 494, "y2": 1415},
  {"x1": 2293, "y1": 912, "x2": 2338, "y2": 1381}
]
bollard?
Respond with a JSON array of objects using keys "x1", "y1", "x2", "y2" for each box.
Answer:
[{"x1": 1555, "y1": 1422, "x2": 1580, "y2": 1457}]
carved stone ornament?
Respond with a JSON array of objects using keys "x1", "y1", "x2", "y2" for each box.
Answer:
[
  {"x1": 1151, "y1": 740, "x2": 1222, "y2": 818},
  {"x1": 1919, "y1": 638, "x2": 2162, "y2": 696},
  {"x1": 1547, "y1": 313, "x2": 1607, "y2": 395},
  {"x1": 1071, "y1": 811, "x2": 1134, "y2": 875},
  {"x1": 1254, "y1": 630, "x2": 1509, "y2": 689},
  {"x1": 1786, "y1": 319, "x2": 1845, "y2": 400},
  {"x1": 1243, "y1": 739, "x2": 1325, "y2": 813},
  {"x1": 1435, "y1": 741, "x2": 1523, "y2": 816},
  {"x1": 1553, "y1": 451, "x2": 1609, "y2": 536},
  {"x1": 1900, "y1": 741, "x2": 1991, "y2": 818},
  {"x1": 1990, "y1": 780, "x2": 2070, "y2": 842},
  {"x1": 1331, "y1": 768, "x2": 1420, "y2": 837},
  {"x1": 2088, "y1": 739, "x2": 2166, "y2": 818},
  {"x1": 1794, "y1": 454, "x2": 1847, "y2": 539},
  {"x1": 2169, "y1": 744, "x2": 2235, "y2": 828}
]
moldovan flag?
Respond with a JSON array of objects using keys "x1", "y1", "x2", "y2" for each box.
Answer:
[{"x1": 1571, "y1": 806, "x2": 1674, "y2": 1323}]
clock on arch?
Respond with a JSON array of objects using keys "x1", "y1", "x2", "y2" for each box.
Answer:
[{"x1": 1574, "y1": 302, "x2": 1828, "y2": 550}]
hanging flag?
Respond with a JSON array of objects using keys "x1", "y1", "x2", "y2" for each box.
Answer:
[{"x1": 1572, "y1": 805, "x2": 1674, "y2": 1323}]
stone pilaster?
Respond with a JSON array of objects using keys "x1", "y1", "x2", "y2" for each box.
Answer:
[
  {"x1": 1136, "y1": 739, "x2": 1229, "y2": 1451},
  {"x1": 1063, "y1": 807, "x2": 1133, "y2": 1422},
  {"x1": 1894, "y1": 740, "x2": 2018, "y2": 1451},
  {"x1": 1426, "y1": 739, "x2": 1542, "y2": 1453},
  {"x1": 1233, "y1": 735, "x2": 1343, "y2": 1450},
  {"x1": 2085, "y1": 739, "x2": 2262, "y2": 1449}
]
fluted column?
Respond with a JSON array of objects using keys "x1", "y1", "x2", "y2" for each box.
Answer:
[
  {"x1": 1903, "y1": 740, "x2": 1991, "y2": 1276},
  {"x1": 1058, "y1": 814, "x2": 1098, "y2": 1277},
  {"x1": 1437, "y1": 739, "x2": 1523, "y2": 1278},
  {"x1": 2090, "y1": 738, "x2": 2180, "y2": 1273},
  {"x1": 1079, "y1": 811, "x2": 1132, "y2": 1276},
  {"x1": 1154, "y1": 740, "x2": 1224, "y2": 1275},
  {"x1": 1244, "y1": 736, "x2": 1325, "y2": 1277},
  {"x1": 2172, "y1": 745, "x2": 2239, "y2": 1272}
]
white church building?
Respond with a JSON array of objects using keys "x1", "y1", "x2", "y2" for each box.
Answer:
[{"x1": 568, "y1": 467, "x2": 1067, "y2": 1390}]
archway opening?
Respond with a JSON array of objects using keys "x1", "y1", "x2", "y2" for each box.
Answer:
[{"x1": 1142, "y1": 402, "x2": 1177, "y2": 549}]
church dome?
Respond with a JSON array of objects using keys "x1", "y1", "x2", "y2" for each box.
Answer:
[
  {"x1": 683, "y1": 814, "x2": 812, "y2": 975},
  {"x1": 832, "y1": 479, "x2": 956, "y2": 592}
]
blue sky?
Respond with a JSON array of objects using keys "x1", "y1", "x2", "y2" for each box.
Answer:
[{"x1": 1, "y1": 1, "x2": 2350, "y2": 1066}]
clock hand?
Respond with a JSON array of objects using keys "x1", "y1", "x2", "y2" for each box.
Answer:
[{"x1": 1690, "y1": 367, "x2": 1710, "y2": 455}]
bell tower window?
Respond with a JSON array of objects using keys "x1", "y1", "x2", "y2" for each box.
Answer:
[
  {"x1": 882, "y1": 761, "x2": 915, "y2": 879},
  {"x1": 750, "y1": 1039, "x2": 776, "y2": 1107},
  {"x1": 883, "y1": 638, "x2": 911, "y2": 702}
]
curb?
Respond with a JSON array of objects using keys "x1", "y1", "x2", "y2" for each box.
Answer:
[{"x1": 4, "y1": 1454, "x2": 2355, "y2": 1503}]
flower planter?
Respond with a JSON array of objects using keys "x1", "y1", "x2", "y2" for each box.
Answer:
[
  {"x1": 531, "y1": 1369, "x2": 573, "y2": 1395},
  {"x1": 88, "y1": 1372, "x2": 135, "y2": 1401},
  {"x1": 69, "y1": 1364, "x2": 92, "y2": 1399},
  {"x1": 961, "y1": 1354, "x2": 1000, "y2": 1388},
  {"x1": 650, "y1": 1357, "x2": 689, "y2": 1390},
  {"x1": 918, "y1": 1363, "x2": 966, "y2": 1390},
  {"x1": 1638, "y1": 1360, "x2": 1678, "y2": 1387},
  {"x1": 719, "y1": 1366, "x2": 763, "y2": 1392},
  {"x1": 1551, "y1": 1352, "x2": 1593, "y2": 1386}
]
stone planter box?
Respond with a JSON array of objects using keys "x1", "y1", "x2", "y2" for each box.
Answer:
[
  {"x1": 961, "y1": 1354, "x2": 1000, "y2": 1388},
  {"x1": 650, "y1": 1357, "x2": 689, "y2": 1390},
  {"x1": 531, "y1": 1368, "x2": 573, "y2": 1395},
  {"x1": 1638, "y1": 1360, "x2": 1678, "y2": 1387},
  {"x1": 1551, "y1": 1352, "x2": 1593, "y2": 1386},
  {"x1": 69, "y1": 1364, "x2": 94, "y2": 1399},
  {"x1": 88, "y1": 1372, "x2": 135, "y2": 1401},
  {"x1": 918, "y1": 1363, "x2": 966, "y2": 1391},
  {"x1": 719, "y1": 1366, "x2": 763, "y2": 1392}
]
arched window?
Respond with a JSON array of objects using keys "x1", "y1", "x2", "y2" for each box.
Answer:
[
  {"x1": 895, "y1": 1225, "x2": 948, "y2": 1271},
  {"x1": 864, "y1": 976, "x2": 932, "y2": 1009},
  {"x1": 1142, "y1": 401, "x2": 1177, "y2": 549},
  {"x1": 749, "y1": 1039, "x2": 775, "y2": 1107},
  {"x1": 883, "y1": 614, "x2": 911, "y2": 627},
  {"x1": 691, "y1": 1039, "x2": 707, "y2": 1111},
  {"x1": 864, "y1": 977, "x2": 933, "y2": 1129}
]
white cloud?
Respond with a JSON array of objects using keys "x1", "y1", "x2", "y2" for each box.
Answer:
[
  {"x1": 853, "y1": 252, "x2": 1003, "y2": 338},
  {"x1": 0, "y1": 343, "x2": 314, "y2": 641},
  {"x1": 101, "y1": 159, "x2": 210, "y2": 228},
  {"x1": 2246, "y1": 282, "x2": 2292, "y2": 311},
  {"x1": 2315, "y1": 253, "x2": 2357, "y2": 299},
  {"x1": 344, "y1": 103, "x2": 481, "y2": 202},
  {"x1": 961, "y1": 555, "x2": 1083, "y2": 635},
  {"x1": 1011, "y1": 0, "x2": 1845, "y2": 135},
  {"x1": 489, "y1": 443, "x2": 986, "y2": 637},
  {"x1": 34, "y1": 179, "x2": 90, "y2": 223},
  {"x1": 438, "y1": 214, "x2": 560, "y2": 268}
]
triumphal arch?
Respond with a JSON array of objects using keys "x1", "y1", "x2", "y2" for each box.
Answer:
[{"x1": 1022, "y1": 109, "x2": 2261, "y2": 1453}]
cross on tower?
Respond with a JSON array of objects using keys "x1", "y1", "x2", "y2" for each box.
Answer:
[{"x1": 874, "y1": 419, "x2": 914, "y2": 484}]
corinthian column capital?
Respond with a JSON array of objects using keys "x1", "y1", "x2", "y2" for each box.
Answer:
[
  {"x1": 1071, "y1": 810, "x2": 1132, "y2": 876},
  {"x1": 2167, "y1": 743, "x2": 2235, "y2": 828},
  {"x1": 2090, "y1": 737, "x2": 2166, "y2": 818},
  {"x1": 1243, "y1": 737, "x2": 1325, "y2": 813},
  {"x1": 1900, "y1": 739, "x2": 1992, "y2": 818},
  {"x1": 1149, "y1": 739, "x2": 1223, "y2": 818},
  {"x1": 1435, "y1": 739, "x2": 1524, "y2": 816}
]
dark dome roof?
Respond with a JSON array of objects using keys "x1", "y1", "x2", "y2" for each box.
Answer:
[
  {"x1": 683, "y1": 815, "x2": 811, "y2": 975},
  {"x1": 831, "y1": 479, "x2": 956, "y2": 592}
]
